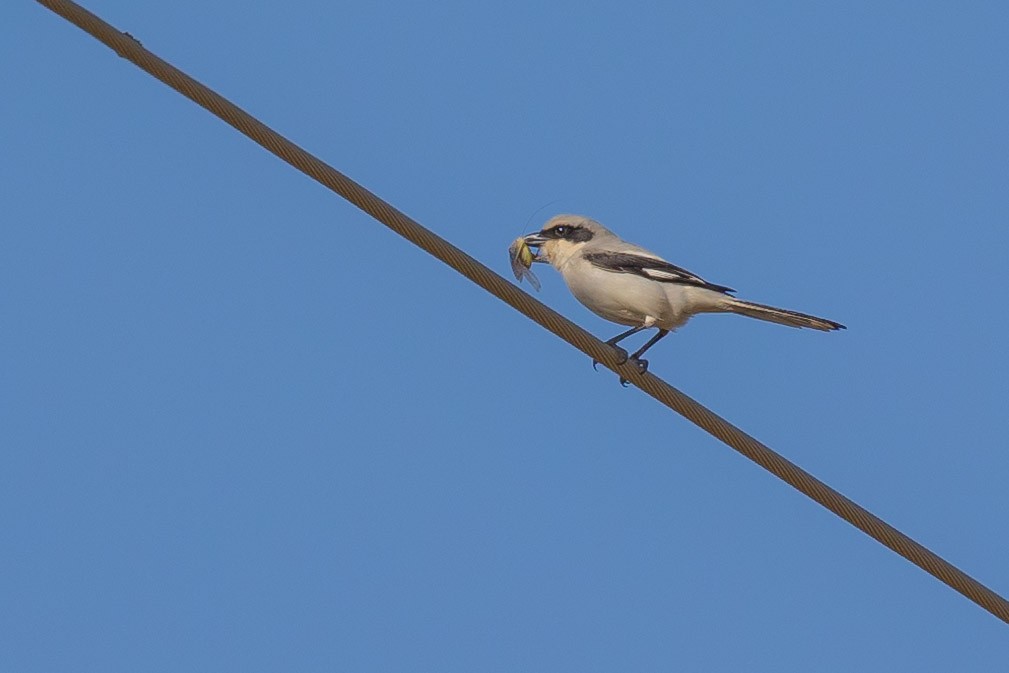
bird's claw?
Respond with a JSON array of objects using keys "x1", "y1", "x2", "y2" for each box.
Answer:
[
  {"x1": 592, "y1": 345, "x2": 628, "y2": 371},
  {"x1": 616, "y1": 359, "x2": 649, "y2": 387}
]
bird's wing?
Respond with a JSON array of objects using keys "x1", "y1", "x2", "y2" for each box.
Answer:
[{"x1": 583, "y1": 251, "x2": 735, "y2": 294}]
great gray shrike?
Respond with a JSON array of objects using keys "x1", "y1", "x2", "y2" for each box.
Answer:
[{"x1": 520, "y1": 214, "x2": 844, "y2": 381}]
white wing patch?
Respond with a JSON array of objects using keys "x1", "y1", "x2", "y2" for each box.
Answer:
[
  {"x1": 641, "y1": 267, "x2": 694, "y2": 282},
  {"x1": 584, "y1": 251, "x2": 735, "y2": 294}
]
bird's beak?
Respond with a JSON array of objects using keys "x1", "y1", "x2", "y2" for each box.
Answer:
[{"x1": 522, "y1": 232, "x2": 547, "y2": 247}]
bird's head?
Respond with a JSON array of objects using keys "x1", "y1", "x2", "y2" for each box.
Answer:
[{"x1": 522, "y1": 214, "x2": 611, "y2": 267}]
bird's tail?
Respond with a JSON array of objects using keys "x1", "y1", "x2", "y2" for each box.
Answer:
[{"x1": 720, "y1": 297, "x2": 845, "y2": 331}]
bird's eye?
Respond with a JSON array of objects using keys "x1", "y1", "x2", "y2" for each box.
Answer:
[{"x1": 554, "y1": 226, "x2": 569, "y2": 237}]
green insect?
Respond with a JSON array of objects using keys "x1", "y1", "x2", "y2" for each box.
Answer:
[{"x1": 508, "y1": 237, "x2": 541, "y2": 291}]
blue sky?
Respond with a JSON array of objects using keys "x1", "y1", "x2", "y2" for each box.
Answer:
[{"x1": 4, "y1": 1, "x2": 1008, "y2": 670}]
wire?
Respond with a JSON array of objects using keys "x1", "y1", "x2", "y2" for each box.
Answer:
[{"x1": 36, "y1": 0, "x2": 1009, "y2": 625}]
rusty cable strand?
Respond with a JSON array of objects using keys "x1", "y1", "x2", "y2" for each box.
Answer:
[{"x1": 36, "y1": 0, "x2": 1009, "y2": 625}]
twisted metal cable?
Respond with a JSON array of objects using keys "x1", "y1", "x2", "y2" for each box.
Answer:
[{"x1": 36, "y1": 0, "x2": 1009, "y2": 625}]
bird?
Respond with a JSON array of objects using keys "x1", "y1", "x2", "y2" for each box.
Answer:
[{"x1": 519, "y1": 214, "x2": 844, "y2": 383}]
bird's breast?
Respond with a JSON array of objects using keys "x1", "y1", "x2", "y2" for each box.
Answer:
[{"x1": 560, "y1": 260, "x2": 676, "y2": 327}]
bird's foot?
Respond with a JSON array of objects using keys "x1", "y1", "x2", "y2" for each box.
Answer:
[
  {"x1": 592, "y1": 345, "x2": 628, "y2": 371},
  {"x1": 616, "y1": 359, "x2": 649, "y2": 387}
]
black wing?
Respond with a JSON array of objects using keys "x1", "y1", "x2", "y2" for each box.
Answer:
[{"x1": 584, "y1": 251, "x2": 734, "y2": 294}]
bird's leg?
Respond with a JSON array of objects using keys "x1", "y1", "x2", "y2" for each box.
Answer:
[
  {"x1": 607, "y1": 325, "x2": 645, "y2": 349},
  {"x1": 592, "y1": 326, "x2": 643, "y2": 370},
  {"x1": 628, "y1": 329, "x2": 669, "y2": 374}
]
